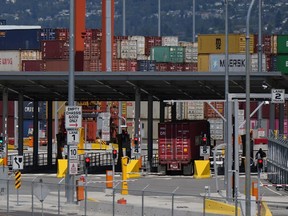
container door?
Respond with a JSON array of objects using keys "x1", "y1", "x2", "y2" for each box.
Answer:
[
  {"x1": 158, "y1": 123, "x2": 173, "y2": 160},
  {"x1": 175, "y1": 123, "x2": 191, "y2": 160}
]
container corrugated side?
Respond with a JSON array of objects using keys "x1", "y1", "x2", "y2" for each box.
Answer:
[
  {"x1": 129, "y1": 36, "x2": 145, "y2": 55},
  {"x1": 197, "y1": 54, "x2": 209, "y2": 72},
  {"x1": 198, "y1": 34, "x2": 255, "y2": 54},
  {"x1": 275, "y1": 55, "x2": 288, "y2": 74},
  {"x1": 277, "y1": 35, "x2": 288, "y2": 54},
  {"x1": 151, "y1": 46, "x2": 184, "y2": 63},
  {"x1": 120, "y1": 40, "x2": 137, "y2": 59},
  {"x1": 20, "y1": 50, "x2": 42, "y2": 60},
  {"x1": 161, "y1": 36, "x2": 178, "y2": 46},
  {"x1": 187, "y1": 101, "x2": 204, "y2": 120},
  {"x1": 251, "y1": 53, "x2": 267, "y2": 72},
  {"x1": 209, "y1": 54, "x2": 246, "y2": 72},
  {"x1": 0, "y1": 50, "x2": 20, "y2": 71}
]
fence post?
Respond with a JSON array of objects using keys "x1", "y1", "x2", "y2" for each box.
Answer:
[
  {"x1": 58, "y1": 178, "x2": 65, "y2": 215},
  {"x1": 171, "y1": 187, "x2": 179, "y2": 216},
  {"x1": 31, "y1": 176, "x2": 38, "y2": 216},
  {"x1": 6, "y1": 178, "x2": 9, "y2": 213},
  {"x1": 141, "y1": 185, "x2": 150, "y2": 216}
]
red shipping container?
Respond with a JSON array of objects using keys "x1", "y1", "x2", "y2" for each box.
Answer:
[
  {"x1": 83, "y1": 120, "x2": 97, "y2": 142},
  {"x1": 156, "y1": 63, "x2": 168, "y2": 71},
  {"x1": 204, "y1": 102, "x2": 224, "y2": 118},
  {"x1": 127, "y1": 60, "x2": 137, "y2": 71},
  {"x1": 254, "y1": 35, "x2": 272, "y2": 54},
  {"x1": 168, "y1": 63, "x2": 184, "y2": 71},
  {"x1": 145, "y1": 36, "x2": 162, "y2": 56},
  {"x1": 43, "y1": 60, "x2": 69, "y2": 71},
  {"x1": 55, "y1": 28, "x2": 69, "y2": 41},
  {"x1": 0, "y1": 101, "x2": 15, "y2": 117},
  {"x1": 183, "y1": 63, "x2": 198, "y2": 71},
  {"x1": 22, "y1": 60, "x2": 45, "y2": 71},
  {"x1": 41, "y1": 40, "x2": 69, "y2": 59},
  {"x1": 0, "y1": 116, "x2": 15, "y2": 138},
  {"x1": 239, "y1": 101, "x2": 272, "y2": 119}
]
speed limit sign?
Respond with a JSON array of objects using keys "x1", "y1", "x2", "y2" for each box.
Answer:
[
  {"x1": 69, "y1": 146, "x2": 78, "y2": 160},
  {"x1": 271, "y1": 89, "x2": 285, "y2": 103}
]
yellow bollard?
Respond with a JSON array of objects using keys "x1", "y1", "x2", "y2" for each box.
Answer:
[{"x1": 121, "y1": 156, "x2": 129, "y2": 195}]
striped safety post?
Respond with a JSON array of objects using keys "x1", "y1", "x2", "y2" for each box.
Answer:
[{"x1": 14, "y1": 171, "x2": 21, "y2": 189}]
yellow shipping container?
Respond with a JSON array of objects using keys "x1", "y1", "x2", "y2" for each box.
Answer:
[
  {"x1": 198, "y1": 34, "x2": 255, "y2": 54},
  {"x1": 197, "y1": 54, "x2": 209, "y2": 72}
]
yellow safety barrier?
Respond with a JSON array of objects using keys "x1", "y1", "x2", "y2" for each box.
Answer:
[
  {"x1": 194, "y1": 160, "x2": 211, "y2": 179},
  {"x1": 57, "y1": 159, "x2": 67, "y2": 178},
  {"x1": 127, "y1": 159, "x2": 141, "y2": 179},
  {"x1": 0, "y1": 159, "x2": 3, "y2": 165},
  {"x1": 78, "y1": 128, "x2": 85, "y2": 155},
  {"x1": 260, "y1": 201, "x2": 273, "y2": 216},
  {"x1": 205, "y1": 199, "x2": 241, "y2": 215},
  {"x1": 121, "y1": 156, "x2": 129, "y2": 195}
]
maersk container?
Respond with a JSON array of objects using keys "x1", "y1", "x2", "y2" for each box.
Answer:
[
  {"x1": 158, "y1": 120, "x2": 210, "y2": 175},
  {"x1": 151, "y1": 46, "x2": 184, "y2": 63},
  {"x1": 198, "y1": 34, "x2": 255, "y2": 54},
  {"x1": 0, "y1": 28, "x2": 40, "y2": 50},
  {"x1": 0, "y1": 50, "x2": 21, "y2": 71},
  {"x1": 277, "y1": 35, "x2": 288, "y2": 54}
]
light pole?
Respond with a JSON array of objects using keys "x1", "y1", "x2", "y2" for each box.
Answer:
[
  {"x1": 192, "y1": 0, "x2": 195, "y2": 42},
  {"x1": 245, "y1": 0, "x2": 256, "y2": 215},
  {"x1": 158, "y1": 0, "x2": 161, "y2": 36}
]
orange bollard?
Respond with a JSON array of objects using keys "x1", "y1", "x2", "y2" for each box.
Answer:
[
  {"x1": 106, "y1": 170, "x2": 113, "y2": 188},
  {"x1": 251, "y1": 181, "x2": 258, "y2": 200},
  {"x1": 76, "y1": 176, "x2": 85, "y2": 201}
]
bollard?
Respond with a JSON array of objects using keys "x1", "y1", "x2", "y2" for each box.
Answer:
[
  {"x1": 251, "y1": 181, "x2": 258, "y2": 200},
  {"x1": 106, "y1": 170, "x2": 113, "y2": 188},
  {"x1": 76, "y1": 176, "x2": 85, "y2": 201}
]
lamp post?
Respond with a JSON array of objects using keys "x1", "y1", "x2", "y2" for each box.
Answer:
[
  {"x1": 158, "y1": 0, "x2": 161, "y2": 36},
  {"x1": 245, "y1": 0, "x2": 256, "y2": 215},
  {"x1": 192, "y1": 0, "x2": 195, "y2": 42}
]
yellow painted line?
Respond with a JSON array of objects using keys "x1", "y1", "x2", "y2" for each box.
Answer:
[
  {"x1": 261, "y1": 201, "x2": 272, "y2": 216},
  {"x1": 87, "y1": 198, "x2": 98, "y2": 202}
]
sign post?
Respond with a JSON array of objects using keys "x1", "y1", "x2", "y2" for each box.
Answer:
[{"x1": 65, "y1": 106, "x2": 82, "y2": 203}]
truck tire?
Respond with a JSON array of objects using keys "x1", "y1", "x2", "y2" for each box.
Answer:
[
  {"x1": 158, "y1": 164, "x2": 166, "y2": 175},
  {"x1": 183, "y1": 162, "x2": 193, "y2": 176}
]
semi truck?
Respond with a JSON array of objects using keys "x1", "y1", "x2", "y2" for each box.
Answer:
[{"x1": 158, "y1": 120, "x2": 210, "y2": 175}]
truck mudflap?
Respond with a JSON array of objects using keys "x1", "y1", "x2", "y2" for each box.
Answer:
[{"x1": 167, "y1": 161, "x2": 181, "y2": 171}]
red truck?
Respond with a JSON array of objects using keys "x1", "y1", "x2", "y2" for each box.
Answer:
[{"x1": 158, "y1": 120, "x2": 210, "y2": 175}]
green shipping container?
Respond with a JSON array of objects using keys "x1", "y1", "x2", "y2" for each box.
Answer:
[
  {"x1": 276, "y1": 55, "x2": 288, "y2": 74},
  {"x1": 151, "y1": 46, "x2": 184, "y2": 63},
  {"x1": 277, "y1": 35, "x2": 288, "y2": 54}
]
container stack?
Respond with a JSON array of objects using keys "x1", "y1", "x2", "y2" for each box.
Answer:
[{"x1": 271, "y1": 35, "x2": 288, "y2": 74}]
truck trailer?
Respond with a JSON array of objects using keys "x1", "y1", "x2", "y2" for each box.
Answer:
[{"x1": 158, "y1": 120, "x2": 210, "y2": 175}]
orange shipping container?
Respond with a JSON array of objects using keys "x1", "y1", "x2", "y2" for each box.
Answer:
[
  {"x1": 204, "y1": 102, "x2": 224, "y2": 118},
  {"x1": 198, "y1": 34, "x2": 255, "y2": 54}
]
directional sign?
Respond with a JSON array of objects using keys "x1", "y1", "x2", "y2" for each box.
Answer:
[
  {"x1": 12, "y1": 156, "x2": 23, "y2": 170},
  {"x1": 69, "y1": 162, "x2": 78, "y2": 175},
  {"x1": 271, "y1": 89, "x2": 285, "y2": 104},
  {"x1": 65, "y1": 106, "x2": 82, "y2": 129},
  {"x1": 69, "y1": 146, "x2": 78, "y2": 160},
  {"x1": 67, "y1": 129, "x2": 80, "y2": 144}
]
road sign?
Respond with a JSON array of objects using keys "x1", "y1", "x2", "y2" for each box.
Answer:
[
  {"x1": 69, "y1": 162, "x2": 78, "y2": 175},
  {"x1": 67, "y1": 129, "x2": 80, "y2": 144},
  {"x1": 271, "y1": 89, "x2": 285, "y2": 103},
  {"x1": 12, "y1": 156, "x2": 23, "y2": 170},
  {"x1": 101, "y1": 112, "x2": 111, "y2": 141},
  {"x1": 200, "y1": 146, "x2": 210, "y2": 156},
  {"x1": 69, "y1": 146, "x2": 78, "y2": 160},
  {"x1": 14, "y1": 171, "x2": 21, "y2": 189},
  {"x1": 65, "y1": 106, "x2": 82, "y2": 129}
]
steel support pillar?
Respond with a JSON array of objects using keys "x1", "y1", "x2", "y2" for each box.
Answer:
[
  {"x1": 18, "y1": 93, "x2": 24, "y2": 156},
  {"x1": 160, "y1": 101, "x2": 165, "y2": 123},
  {"x1": 269, "y1": 103, "x2": 275, "y2": 131},
  {"x1": 33, "y1": 101, "x2": 39, "y2": 167},
  {"x1": 279, "y1": 104, "x2": 284, "y2": 134},
  {"x1": 147, "y1": 95, "x2": 153, "y2": 170},
  {"x1": 134, "y1": 87, "x2": 141, "y2": 154},
  {"x1": 171, "y1": 103, "x2": 176, "y2": 122},
  {"x1": 2, "y1": 88, "x2": 8, "y2": 165},
  {"x1": 47, "y1": 100, "x2": 53, "y2": 166}
]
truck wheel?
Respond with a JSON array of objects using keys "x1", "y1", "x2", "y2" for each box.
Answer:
[
  {"x1": 183, "y1": 162, "x2": 193, "y2": 176},
  {"x1": 158, "y1": 164, "x2": 166, "y2": 175}
]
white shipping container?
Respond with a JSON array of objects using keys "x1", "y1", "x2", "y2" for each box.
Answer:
[
  {"x1": 187, "y1": 101, "x2": 204, "y2": 120},
  {"x1": 20, "y1": 50, "x2": 42, "y2": 60},
  {"x1": 179, "y1": 41, "x2": 193, "y2": 47},
  {"x1": 137, "y1": 54, "x2": 148, "y2": 60},
  {"x1": 251, "y1": 53, "x2": 267, "y2": 72},
  {"x1": 120, "y1": 40, "x2": 137, "y2": 59},
  {"x1": 0, "y1": 50, "x2": 21, "y2": 71},
  {"x1": 209, "y1": 54, "x2": 246, "y2": 72},
  {"x1": 162, "y1": 36, "x2": 178, "y2": 46},
  {"x1": 129, "y1": 36, "x2": 145, "y2": 55}
]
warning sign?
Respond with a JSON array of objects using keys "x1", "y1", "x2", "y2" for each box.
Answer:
[
  {"x1": 65, "y1": 106, "x2": 82, "y2": 129},
  {"x1": 69, "y1": 162, "x2": 78, "y2": 175}
]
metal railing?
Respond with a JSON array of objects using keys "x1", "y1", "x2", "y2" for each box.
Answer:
[
  {"x1": 267, "y1": 130, "x2": 288, "y2": 186},
  {"x1": 0, "y1": 176, "x2": 285, "y2": 216}
]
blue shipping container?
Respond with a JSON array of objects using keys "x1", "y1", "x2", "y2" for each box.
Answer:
[
  {"x1": 0, "y1": 29, "x2": 41, "y2": 50},
  {"x1": 24, "y1": 101, "x2": 46, "y2": 119}
]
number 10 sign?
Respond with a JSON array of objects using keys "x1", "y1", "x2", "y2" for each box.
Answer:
[{"x1": 67, "y1": 129, "x2": 80, "y2": 144}]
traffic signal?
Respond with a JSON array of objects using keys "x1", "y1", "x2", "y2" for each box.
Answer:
[
  {"x1": 134, "y1": 137, "x2": 139, "y2": 153},
  {"x1": 112, "y1": 149, "x2": 117, "y2": 160},
  {"x1": 257, "y1": 158, "x2": 263, "y2": 171},
  {"x1": 202, "y1": 134, "x2": 207, "y2": 154},
  {"x1": 0, "y1": 136, "x2": 3, "y2": 151},
  {"x1": 85, "y1": 156, "x2": 90, "y2": 169}
]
